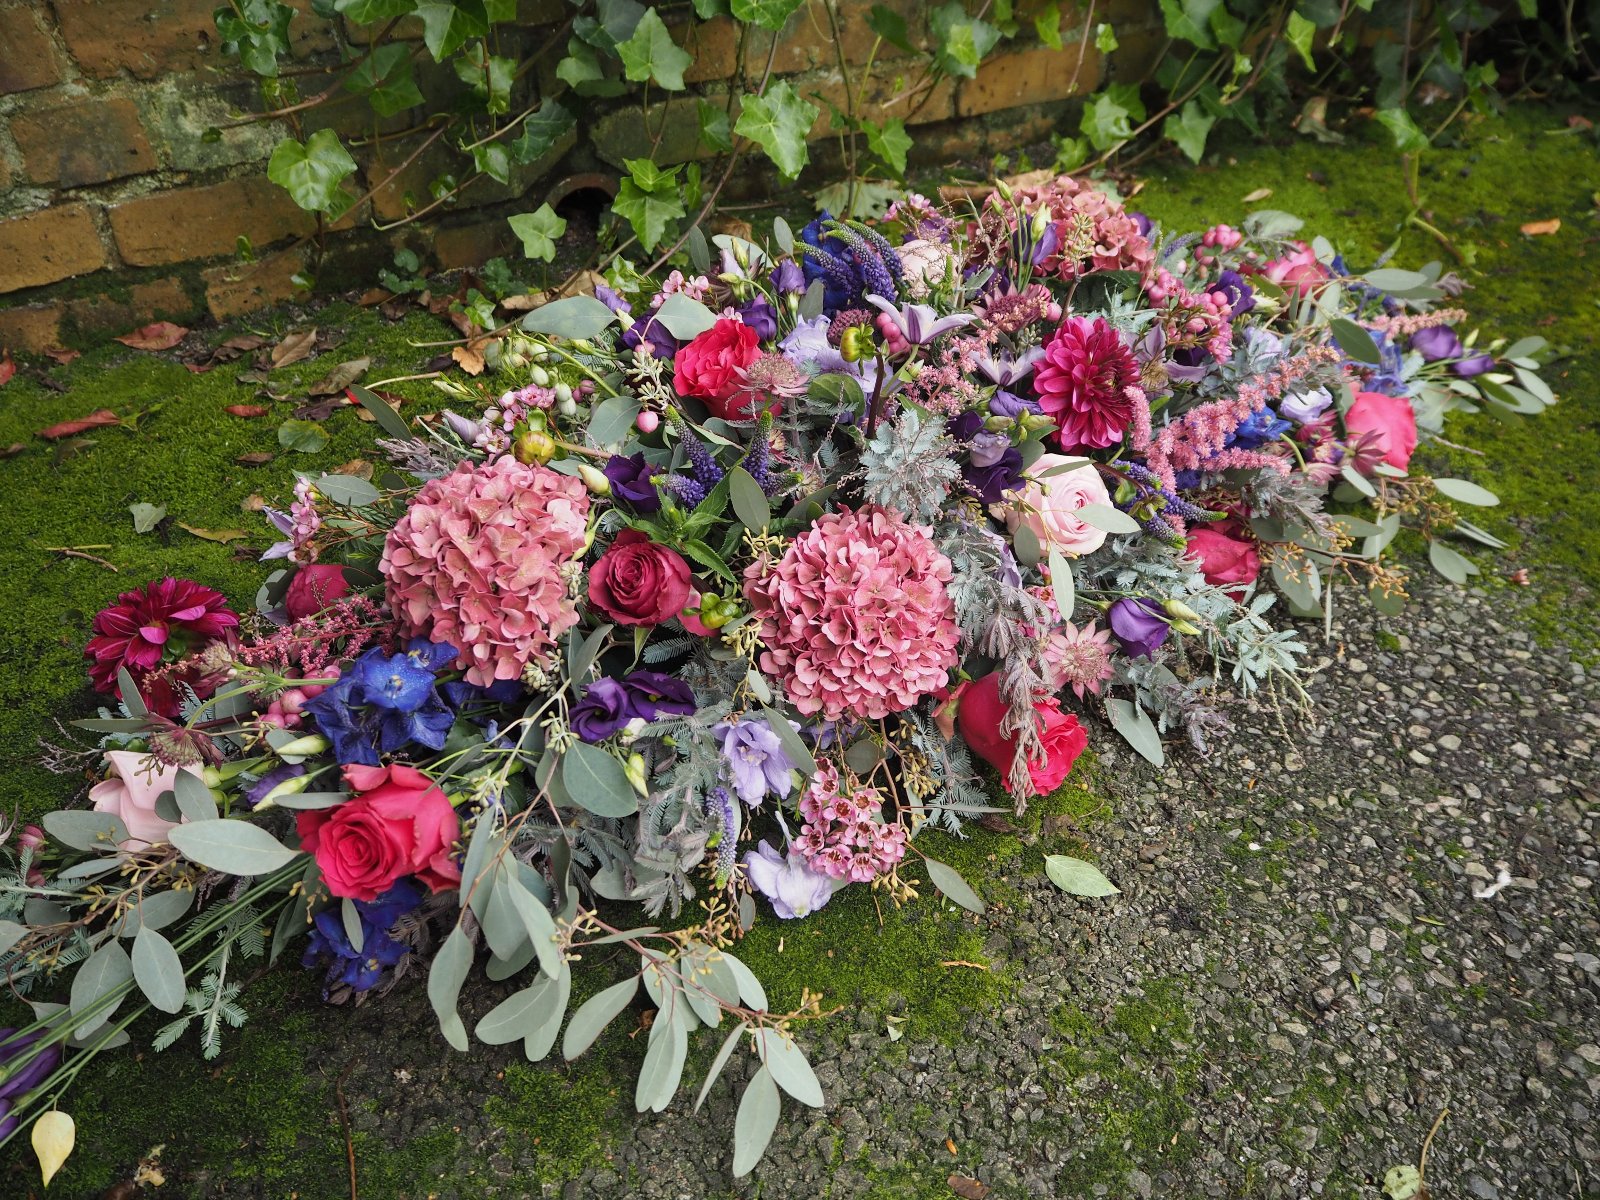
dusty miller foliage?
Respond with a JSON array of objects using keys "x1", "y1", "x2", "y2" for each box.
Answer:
[{"x1": 856, "y1": 408, "x2": 960, "y2": 524}]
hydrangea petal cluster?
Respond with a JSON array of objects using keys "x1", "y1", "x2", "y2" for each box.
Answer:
[
  {"x1": 1033, "y1": 315, "x2": 1143, "y2": 451},
  {"x1": 743, "y1": 506, "x2": 959, "y2": 721},
  {"x1": 1013, "y1": 175, "x2": 1154, "y2": 281},
  {"x1": 382, "y1": 457, "x2": 589, "y2": 686},
  {"x1": 794, "y1": 762, "x2": 907, "y2": 883}
]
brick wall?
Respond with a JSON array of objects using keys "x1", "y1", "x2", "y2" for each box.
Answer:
[{"x1": 0, "y1": 0, "x2": 1163, "y2": 351}]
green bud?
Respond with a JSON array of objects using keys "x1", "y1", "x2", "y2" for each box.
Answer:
[
  {"x1": 1169, "y1": 618, "x2": 1202, "y2": 636},
  {"x1": 529, "y1": 365, "x2": 550, "y2": 388},
  {"x1": 1164, "y1": 598, "x2": 1202, "y2": 623},
  {"x1": 257, "y1": 771, "x2": 314, "y2": 809},
  {"x1": 273, "y1": 733, "x2": 328, "y2": 758},
  {"x1": 514, "y1": 430, "x2": 558, "y2": 465},
  {"x1": 576, "y1": 464, "x2": 611, "y2": 496},
  {"x1": 624, "y1": 751, "x2": 649, "y2": 797}
]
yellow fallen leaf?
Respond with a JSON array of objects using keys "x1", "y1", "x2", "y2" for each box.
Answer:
[
  {"x1": 451, "y1": 344, "x2": 486, "y2": 376},
  {"x1": 177, "y1": 522, "x2": 249, "y2": 544},
  {"x1": 1242, "y1": 187, "x2": 1274, "y2": 203},
  {"x1": 1520, "y1": 217, "x2": 1560, "y2": 236},
  {"x1": 33, "y1": 1110, "x2": 75, "y2": 1187}
]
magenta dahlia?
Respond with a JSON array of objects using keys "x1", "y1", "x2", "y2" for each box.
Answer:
[
  {"x1": 1033, "y1": 315, "x2": 1142, "y2": 452},
  {"x1": 742, "y1": 506, "x2": 959, "y2": 721},
  {"x1": 85, "y1": 578, "x2": 240, "y2": 716}
]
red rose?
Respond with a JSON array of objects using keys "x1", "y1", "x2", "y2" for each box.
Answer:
[
  {"x1": 673, "y1": 318, "x2": 765, "y2": 420},
  {"x1": 1186, "y1": 527, "x2": 1260, "y2": 592},
  {"x1": 957, "y1": 672, "x2": 1088, "y2": 798},
  {"x1": 588, "y1": 530, "x2": 693, "y2": 626},
  {"x1": 297, "y1": 763, "x2": 461, "y2": 901},
  {"x1": 1345, "y1": 390, "x2": 1418, "y2": 472},
  {"x1": 284, "y1": 563, "x2": 351, "y2": 621}
]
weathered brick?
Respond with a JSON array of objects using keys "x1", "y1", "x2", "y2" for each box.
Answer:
[
  {"x1": 957, "y1": 44, "x2": 1102, "y2": 118},
  {"x1": 137, "y1": 77, "x2": 286, "y2": 173},
  {"x1": 203, "y1": 245, "x2": 310, "y2": 319},
  {"x1": 0, "y1": 204, "x2": 108, "y2": 293},
  {"x1": 0, "y1": 3, "x2": 62, "y2": 93},
  {"x1": 789, "y1": 69, "x2": 956, "y2": 142},
  {"x1": 108, "y1": 176, "x2": 315, "y2": 267},
  {"x1": 56, "y1": 0, "x2": 333, "y2": 79},
  {"x1": 12, "y1": 99, "x2": 158, "y2": 188},
  {"x1": 674, "y1": 15, "x2": 738, "y2": 85},
  {"x1": 1105, "y1": 22, "x2": 1167, "y2": 82},
  {"x1": 591, "y1": 98, "x2": 703, "y2": 168},
  {"x1": 433, "y1": 221, "x2": 519, "y2": 271},
  {"x1": 67, "y1": 277, "x2": 196, "y2": 338},
  {"x1": 0, "y1": 302, "x2": 67, "y2": 353}
]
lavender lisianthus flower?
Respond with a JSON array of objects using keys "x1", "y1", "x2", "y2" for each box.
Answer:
[
  {"x1": 1280, "y1": 386, "x2": 1333, "y2": 424},
  {"x1": 770, "y1": 260, "x2": 806, "y2": 295},
  {"x1": 244, "y1": 762, "x2": 305, "y2": 809},
  {"x1": 1410, "y1": 326, "x2": 1465, "y2": 361},
  {"x1": 594, "y1": 284, "x2": 633, "y2": 319},
  {"x1": 603, "y1": 452, "x2": 662, "y2": 513},
  {"x1": 1453, "y1": 352, "x2": 1494, "y2": 377},
  {"x1": 715, "y1": 717, "x2": 796, "y2": 805},
  {"x1": 621, "y1": 314, "x2": 678, "y2": 359},
  {"x1": 738, "y1": 296, "x2": 779, "y2": 341},
  {"x1": 743, "y1": 840, "x2": 839, "y2": 919},
  {"x1": 988, "y1": 389, "x2": 1041, "y2": 418},
  {"x1": 0, "y1": 1027, "x2": 62, "y2": 1140},
  {"x1": 621, "y1": 671, "x2": 697, "y2": 720},
  {"x1": 1108, "y1": 598, "x2": 1170, "y2": 660}
]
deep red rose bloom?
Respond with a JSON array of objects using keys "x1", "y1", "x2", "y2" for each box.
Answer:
[
  {"x1": 284, "y1": 563, "x2": 352, "y2": 621},
  {"x1": 84, "y1": 577, "x2": 240, "y2": 716},
  {"x1": 1186, "y1": 527, "x2": 1261, "y2": 592},
  {"x1": 588, "y1": 530, "x2": 693, "y2": 626},
  {"x1": 673, "y1": 318, "x2": 766, "y2": 420},
  {"x1": 297, "y1": 763, "x2": 461, "y2": 901},
  {"x1": 957, "y1": 671, "x2": 1088, "y2": 799},
  {"x1": 1033, "y1": 315, "x2": 1141, "y2": 452}
]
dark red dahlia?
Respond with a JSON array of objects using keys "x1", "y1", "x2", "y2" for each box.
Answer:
[
  {"x1": 84, "y1": 577, "x2": 240, "y2": 716},
  {"x1": 1033, "y1": 315, "x2": 1141, "y2": 452}
]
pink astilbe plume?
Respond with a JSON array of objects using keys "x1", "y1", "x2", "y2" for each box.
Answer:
[{"x1": 236, "y1": 595, "x2": 390, "y2": 679}]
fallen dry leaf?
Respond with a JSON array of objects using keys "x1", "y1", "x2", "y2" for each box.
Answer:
[
  {"x1": 948, "y1": 1176, "x2": 990, "y2": 1199},
  {"x1": 116, "y1": 321, "x2": 189, "y2": 351},
  {"x1": 240, "y1": 493, "x2": 266, "y2": 512},
  {"x1": 37, "y1": 409, "x2": 119, "y2": 439},
  {"x1": 358, "y1": 287, "x2": 394, "y2": 306},
  {"x1": 270, "y1": 327, "x2": 319, "y2": 369},
  {"x1": 43, "y1": 347, "x2": 80, "y2": 366},
  {"x1": 1, "y1": 443, "x2": 24, "y2": 459},
  {"x1": 1566, "y1": 114, "x2": 1593, "y2": 131},
  {"x1": 308, "y1": 356, "x2": 371, "y2": 397},
  {"x1": 293, "y1": 396, "x2": 345, "y2": 421},
  {"x1": 225, "y1": 404, "x2": 269, "y2": 418},
  {"x1": 452, "y1": 344, "x2": 486, "y2": 376},
  {"x1": 332, "y1": 458, "x2": 374, "y2": 479},
  {"x1": 1520, "y1": 218, "x2": 1560, "y2": 236},
  {"x1": 236, "y1": 451, "x2": 275, "y2": 466},
  {"x1": 1242, "y1": 187, "x2": 1274, "y2": 203},
  {"x1": 0, "y1": 352, "x2": 13, "y2": 387},
  {"x1": 177, "y1": 522, "x2": 248, "y2": 544}
]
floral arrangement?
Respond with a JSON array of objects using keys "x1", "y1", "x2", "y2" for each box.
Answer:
[{"x1": 0, "y1": 175, "x2": 1554, "y2": 1183}]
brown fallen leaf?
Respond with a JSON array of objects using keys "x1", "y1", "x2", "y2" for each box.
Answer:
[
  {"x1": 1567, "y1": 114, "x2": 1593, "y2": 131},
  {"x1": 948, "y1": 1176, "x2": 990, "y2": 1199},
  {"x1": 0, "y1": 352, "x2": 13, "y2": 387},
  {"x1": 37, "y1": 409, "x2": 120, "y2": 439},
  {"x1": 240, "y1": 493, "x2": 266, "y2": 513},
  {"x1": 308, "y1": 356, "x2": 371, "y2": 397},
  {"x1": 116, "y1": 321, "x2": 189, "y2": 351},
  {"x1": 332, "y1": 458, "x2": 373, "y2": 479},
  {"x1": 270, "y1": 327, "x2": 319, "y2": 368},
  {"x1": 1520, "y1": 217, "x2": 1560, "y2": 236},
  {"x1": 236, "y1": 451, "x2": 275, "y2": 466},
  {"x1": 177, "y1": 522, "x2": 249, "y2": 544},
  {"x1": 225, "y1": 404, "x2": 269, "y2": 418},
  {"x1": 43, "y1": 347, "x2": 80, "y2": 366},
  {"x1": 452, "y1": 344, "x2": 486, "y2": 376},
  {"x1": 293, "y1": 396, "x2": 345, "y2": 421},
  {"x1": 1242, "y1": 187, "x2": 1274, "y2": 203},
  {"x1": 1, "y1": 443, "x2": 24, "y2": 459},
  {"x1": 358, "y1": 287, "x2": 394, "y2": 306}
]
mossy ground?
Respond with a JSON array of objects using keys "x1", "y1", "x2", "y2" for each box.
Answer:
[{"x1": 0, "y1": 103, "x2": 1595, "y2": 1193}]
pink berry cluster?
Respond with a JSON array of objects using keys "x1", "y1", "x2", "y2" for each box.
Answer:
[
  {"x1": 794, "y1": 762, "x2": 908, "y2": 883},
  {"x1": 1146, "y1": 265, "x2": 1234, "y2": 361}
]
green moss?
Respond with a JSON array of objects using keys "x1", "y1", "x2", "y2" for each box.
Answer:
[
  {"x1": 484, "y1": 1061, "x2": 625, "y2": 1185},
  {"x1": 1374, "y1": 630, "x2": 1403, "y2": 652}
]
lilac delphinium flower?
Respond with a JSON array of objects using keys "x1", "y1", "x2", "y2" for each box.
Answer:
[
  {"x1": 715, "y1": 717, "x2": 796, "y2": 805},
  {"x1": 1107, "y1": 598, "x2": 1170, "y2": 659},
  {"x1": 302, "y1": 880, "x2": 423, "y2": 997},
  {"x1": 1280, "y1": 386, "x2": 1333, "y2": 424},
  {"x1": 743, "y1": 840, "x2": 839, "y2": 919}
]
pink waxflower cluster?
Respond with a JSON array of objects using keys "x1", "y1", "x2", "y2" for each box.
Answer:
[
  {"x1": 382, "y1": 456, "x2": 590, "y2": 686},
  {"x1": 743, "y1": 506, "x2": 959, "y2": 720},
  {"x1": 795, "y1": 762, "x2": 907, "y2": 882},
  {"x1": 1014, "y1": 175, "x2": 1154, "y2": 281}
]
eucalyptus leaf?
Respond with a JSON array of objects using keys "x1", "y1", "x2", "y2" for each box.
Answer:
[
  {"x1": 131, "y1": 927, "x2": 186, "y2": 1013},
  {"x1": 654, "y1": 292, "x2": 719, "y2": 340},
  {"x1": 520, "y1": 295, "x2": 618, "y2": 339},
  {"x1": 70, "y1": 940, "x2": 132, "y2": 1039},
  {"x1": 1044, "y1": 855, "x2": 1121, "y2": 897},
  {"x1": 1105, "y1": 697, "x2": 1164, "y2": 767},
  {"x1": 923, "y1": 856, "x2": 985, "y2": 914},
  {"x1": 173, "y1": 770, "x2": 219, "y2": 823},
  {"x1": 635, "y1": 1004, "x2": 689, "y2": 1113},
  {"x1": 1427, "y1": 539, "x2": 1478, "y2": 584},
  {"x1": 1047, "y1": 547, "x2": 1075, "y2": 622},
  {"x1": 523, "y1": 963, "x2": 572, "y2": 1062},
  {"x1": 476, "y1": 980, "x2": 559, "y2": 1045},
  {"x1": 1432, "y1": 477, "x2": 1499, "y2": 506},
  {"x1": 42, "y1": 810, "x2": 129, "y2": 853},
  {"x1": 561, "y1": 743, "x2": 640, "y2": 818},
  {"x1": 168, "y1": 820, "x2": 300, "y2": 875},
  {"x1": 112, "y1": 887, "x2": 193, "y2": 937},
  {"x1": 1329, "y1": 316, "x2": 1382, "y2": 364},
  {"x1": 347, "y1": 383, "x2": 412, "y2": 440},
  {"x1": 757, "y1": 705, "x2": 814, "y2": 775},
  {"x1": 732, "y1": 1066, "x2": 781, "y2": 1176},
  {"x1": 504, "y1": 867, "x2": 563, "y2": 980},
  {"x1": 728, "y1": 466, "x2": 771, "y2": 532},
  {"x1": 563, "y1": 975, "x2": 639, "y2": 1060},
  {"x1": 695, "y1": 1023, "x2": 748, "y2": 1112},
  {"x1": 1072, "y1": 503, "x2": 1141, "y2": 534},
  {"x1": 754, "y1": 1027, "x2": 824, "y2": 1106},
  {"x1": 428, "y1": 924, "x2": 474, "y2": 1052}
]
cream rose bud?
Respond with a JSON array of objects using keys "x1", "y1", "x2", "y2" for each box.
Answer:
[
  {"x1": 89, "y1": 749, "x2": 201, "y2": 849},
  {"x1": 998, "y1": 454, "x2": 1112, "y2": 556},
  {"x1": 897, "y1": 238, "x2": 953, "y2": 299}
]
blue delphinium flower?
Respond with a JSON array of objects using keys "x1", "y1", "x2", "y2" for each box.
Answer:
[
  {"x1": 305, "y1": 639, "x2": 459, "y2": 765},
  {"x1": 714, "y1": 717, "x2": 796, "y2": 805},
  {"x1": 1226, "y1": 406, "x2": 1292, "y2": 450},
  {"x1": 302, "y1": 880, "x2": 424, "y2": 996}
]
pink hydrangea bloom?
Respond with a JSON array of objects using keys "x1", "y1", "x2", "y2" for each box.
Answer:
[
  {"x1": 382, "y1": 457, "x2": 590, "y2": 686},
  {"x1": 743, "y1": 506, "x2": 959, "y2": 721},
  {"x1": 795, "y1": 762, "x2": 907, "y2": 883},
  {"x1": 1033, "y1": 315, "x2": 1143, "y2": 451},
  {"x1": 1013, "y1": 175, "x2": 1154, "y2": 281}
]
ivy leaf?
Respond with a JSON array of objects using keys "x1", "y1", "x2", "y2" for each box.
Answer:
[
  {"x1": 1164, "y1": 99, "x2": 1216, "y2": 164},
  {"x1": 1374, "y1": 107, "x2": 1429, "y2": 153},
  {"x1": 415, "y1": 0, "x2": 489, "y2": 61},
  {"x1": 344, "y1": 42, "x2": 423, "y2": 117},
  {"x1": 1095, "y1": 21, "x2": 1119, "y2": 52},
  {"x1": 453, "y1": 41, "x2": 516, "y2": 114},
  {"x1": 867, "y1": 4, "x2": 916, "y2": 52},
  {"x1": 1080, "y1": 89, "x2": 1135, "y2": 151},
  {"x1": 214, "y1": 0, "x2": 295, "y2": 77},
  {"x1": 730, "y1": 0, "x2": 806, "y2": 32},
  {"x1": 129, "y1": 502, "x2": 166, "y2": 534},
  {"x1": 617, "y1": 7, "x2": 692, "y2": 90},
  {"x1": 508, "y1": 204, "x2": 568, "y2": 262},
  {"x1": 334, "y1": 0, "x2": 412, "y2": 19},
  {"x1": 862, "y1": 117, "x2": 912, "y2": 176},
  {"x1": 471, "y1": 142, "x2": 511, "y2": 184},
  {"x1": 509, "y1": 99, "x2": 576, "y2": 166},
  {"x1": 698, "y1": 99, "x2": 734, "y2": 154},
  {"x1": 931, "y1": 1, "x2": 1001, "y2": 78},
  {"x1": 1158, "y1": 0, "x2": 1219, "y2": 49},
  {"x1": 267, "y1": 129, "x2": 357, "y2": 215},
  {"x1": 735, "y1": 80, "x2": 818, "y2": 180},
  {"x1": 613, "y1": 158, "x2": 686, "y2": 252},
  {"x1": 1035, "y1": 2, "x2": 1063, "y2": 49},
  {"x1": 1285, "y1": 10, "x2": 1317, "y2": 68}
]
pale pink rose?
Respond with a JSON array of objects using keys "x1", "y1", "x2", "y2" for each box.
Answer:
[
  {"x1": 999, "y1": 454, "x2": 1112, "y2": 556},
  {"x1": 89, "y1": 749, "x2": 198, "y2": 849}
]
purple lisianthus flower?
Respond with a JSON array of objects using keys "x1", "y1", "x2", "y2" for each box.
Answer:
[
  {"x1": 1453, "y1": 352, "x2": 1494, "y2": 377},
  {"x1": 738, "y1": 296, "x2": 779, "y2": 342},
  {"x1": 1030, "y1": 221, "x2": 1060, "y2": 266},
  {"x1": 770, "y1": 260, "x2": 806, "y2": 295},
  {"x1": 1280, "y1": 386, "x2": 1334, "y2": 424},
  {"x1": 594, "y1": 284, "x2": 633, "y2": 319},
  {"x1": 743, "y1": 840, "x2": 839, "y2": 919},
  {"x1": 620, "y1": 671, "x2": 696, "y2": 721},
  {"x1": 968, "y1": 430, "x2": 1013, "y2": 468},
  {"x1": 1214, "y1": 268, "x2": 1254, "y2": 317},
  {"x1": 0, "y1": 1027, "x2": 62, "y2": 1136},
  {"x1": 570, "y1": 677, "x2": 632, "y2": 743},
  {"x1": 621, "y1": 314, "x2": 679, "y2": 359},
  {"x1": 964, "y1": 450, "x2": 1024, "y2": 504},
  {"x1": 1410, "y1": 326, "x2": 1465, "y2": 361},
  {"x1": 714, "y1": 717, "x2": 796, "y2": 805},
  {"x1": 1166, "y1": 345, "x2": 1213, "y2": 385},
  {"x1": 244, "y1": 762, "x2": 306, "y2": 809},
  {"x1": 988, "y1": 389, "x2": 1041, "y2": 418},
  {"x1": 1108, "y1": 598, "x2": 1170, "y2": 660},
  {"x1": 302, "y1": 879, "x2": 423, "y2": 996},
  {"x1": 1129, "y1": 211, "x2": 1154, "y2": 237},
  {"x1": 603, "y1": 452, "x2": 662, "y2": 513}
]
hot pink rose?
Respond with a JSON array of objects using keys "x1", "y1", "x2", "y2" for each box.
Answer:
[
  {"x1": 588, "y1": 530, "x2": 693, "y2": 626},
  {"x1": 284, "y1": 564, "x2": 351, "y2": 620},
  {"x1": 957, "y1": 672, "x2": 1088, "y2": 799},
  {"x1": 1258, "y1": 241, "x2": 1327, "y2": 299},
  {"x1": 1345, "y1": 390, "x2": 1418, "y2": 472},
  {"x1": 297, "y1": 764, "x2": 461, "y2": 901},
  {"x1": 89, "y1": 749, "x2": 200, "y2": 849},
  {"x1": 1186, "y1": 527, "x2": 1260, "y2": 592},
  {"x1": 673, "y1": 318, "x2": 766, "y2": 420}
]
